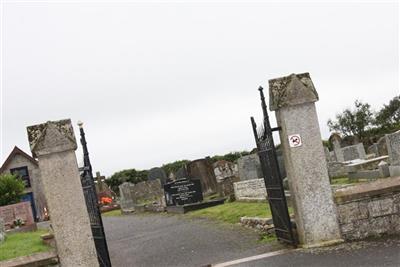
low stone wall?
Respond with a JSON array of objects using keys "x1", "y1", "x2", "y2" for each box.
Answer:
[
  {"x1": 334, "y1": 176, "x2": 400, "y2": 240},
  {"x1": 240, "y1": 216, "x2": 273, "y2": 233},
  {"x1": 233, "y1": 178, "x2": 267, "y2": 201}
]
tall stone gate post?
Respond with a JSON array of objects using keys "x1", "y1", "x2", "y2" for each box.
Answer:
[
  {"x1": 269, "y1": 73, "x2": 343, "y2": 247},
  {"x1": 27, "y1": 119, "x2": 99, "y2": 267}
]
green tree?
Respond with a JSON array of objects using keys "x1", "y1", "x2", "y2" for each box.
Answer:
[
  {"x1": 105, "y1": 168, "x2": 148, "y2": 194},
  {"x1": 162, "y1": 160, "x2": 190, "y2": 175},
  {"x1": 0, "y1": 174, "x2": 25, "y2": 206},
  {"x1": 374, "y1": 95, "x2": 400, "y2": 132},
  {"x1": 327, "y1": 100, "x2": 373, "y2": 141},
  {"x1": 210, "y1": 151, "x2": 251, "y2": 163}
]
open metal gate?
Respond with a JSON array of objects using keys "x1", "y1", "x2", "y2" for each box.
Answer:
[
  {"x1": 250, "y1": 86, "x2": 296, "y2": 245},
  {"x1": 79, "y1": 124, "x2": 112, "y2": 267}
]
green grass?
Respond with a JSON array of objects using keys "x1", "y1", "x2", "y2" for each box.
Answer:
[
  {"x1": 0, "y1": 230, "x2": 51, "y2": 261},
  {"x1": 187, "y1": 201, "x2": 273, "y2": 224},
  {"x1": 102, "y1": 209, "x2": 122, "y2": 217}
]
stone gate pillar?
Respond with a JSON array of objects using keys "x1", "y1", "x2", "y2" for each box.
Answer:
[
  {"x1": 269, "y1": 73, "x2": 343, "y2": 247},
  {"x1": 27, "y1": 119, "x2": 99, "y2": 267}
]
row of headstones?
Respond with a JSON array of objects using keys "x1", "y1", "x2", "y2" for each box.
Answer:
[
  {"x1": 326, "y1": 130, "x2": 400, "y2": 178},
  {"x1": 120, "y1": 158, "x2": 241, "y2": 211}
]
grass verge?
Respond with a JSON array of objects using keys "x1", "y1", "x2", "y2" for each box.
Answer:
[
  {"x1": 186, "y1": 201, "x2": 273, "y2": 224},
  {"x1": 0, "y1": 230, "x2": 51, "y2": 261},
  {"x1": 102, "y1": 209, "x2": 122, "y2": 217}
]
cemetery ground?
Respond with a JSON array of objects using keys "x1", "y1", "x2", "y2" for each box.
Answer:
[
  {"x1": 102, "y1": 209, "x2": 286, "y2": 267},
  {"x1": 0, "y1": 229, "x2": 51, "y2": 261}
]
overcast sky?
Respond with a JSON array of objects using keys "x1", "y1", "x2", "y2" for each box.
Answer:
[{"x1": 1, "y1": 1, "x2": 398, "y2": 176}]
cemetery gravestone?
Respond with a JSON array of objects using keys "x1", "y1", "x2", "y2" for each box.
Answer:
[
  {"x1": 329, "y1": 133, "x2": 344, "y2": 162},
  {"x1": 367, "y1": 144, "x2": 379, "y2": 156},
  {"x1": 342, "y1": 143, "x2": 366, "y2": 162},
  {"x1": 187, "y1": 158, "x2": 218, "y2": 195},
  {"x1": 147, "y1": 167, "x2": 168, "y2": 185},
  {"x1": 164, "y1": 178, "x2": 203, "y2": 206},
  {"x1": 233, "y1": 179, "x2": 267, "y2": 201},
  {"x1": 130, "y1": 179, "x2": 165, "y2": 208},
  {"x1": 377, "y1": 136, "x2": 389, "y2": 156},
  {"x1": 237, "y1": 154, "x2": 262, "y2": 181},
  {"x1": 119, "y1": 182, "x2": 135, "y2": 212},
  {"x1": 175, "y1": 166, "x2": 188, "y2": 179},
  {"x1": 386, "y1": 130, "x2": 400, "y2": 176},
  {"x1": 213, "y1": 160, "x2": 237, "y2": 182}
]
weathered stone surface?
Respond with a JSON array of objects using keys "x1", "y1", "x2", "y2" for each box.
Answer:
[
  {"x1": 272, "y1": 73, "x2": 342, "y2": 247},
  {"x1": 217, "y1": 176, "x2": 239, "y2": 198},
  {"x1": 131, "y1": 179, "x2": 165, "y2": 206},
  {"x1": 337, "y1": 193, "x2": 400, "y2": 241},
  {"x1": 175, "y1": 166, "x2": 188, "y2": 179},
  {"x1": 337, "y1": 201, "x2": 368, "y2": 224},
  {"x1": 240, "y1": 216, "x2": 274, "y2": 233},
  {"x1": 119, "y1": 182, "x2": 135, "y2": 212},
  {"x1": 378, "y1": 161, "x2": 390, "y2": 178},
  {"x1": 213, "y1": 160, "x2": 237, "y2": 182},
  {"x1": 269, "y1": 73, "x2": 318, "y2": 111},
  {"x1": 335, "y1": 176, "x2": 400, "y2": 204},
  {"x1": 187, "y1": 158, "x2": 218, "y2": 195},
  {"x1": 120, "y1": 180, "x2": 165, "y2": 212},
  {"x1": 27, "y1": 119, "x2": 98, "y2": 267},
  {"x1": 329, "y1": 133, "x2": 344, "y2": 162},
  {"x1": 0, "y1": 202, "x2": 34, "y2": 230},
  {"x1": 367, "y1": 144, "x2": 379, "y2": 156},
  {"x1": 147, "y1": 167, "x2": 168, "y2": 185},
  {"x1": 27, "y1": 119, "x2": 77, "y2": 157},
  {"x1": 345, "y1": 155, "x2": 389, "y2": 172},
  {"x1": 377, "y1": 136, "x2": 388, "y2": 156},
  {"x1": 341, "y1": 143, "x2": 366, "y2": 162},
  {"x1": 386, "y1": 130, "x2": 400, "y2": 166},
  {"x1": 237, "y1": 154, "x2": 262, "y2": 181},
  {"x1": 233, "y1": 178, "x2": 267, "y2": 201},
  {"x1": 328, "y1": 162, "x2": 347, "y2": 178},
  {"x1": 348, "y1": 169, "x2": 381, "y2": 181}
]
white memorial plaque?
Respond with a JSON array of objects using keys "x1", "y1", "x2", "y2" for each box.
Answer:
[{"x1": 288, "y1": 134, "x2": 302, "y2": 148}]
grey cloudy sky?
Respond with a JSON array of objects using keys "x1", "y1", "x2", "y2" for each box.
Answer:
[{"x1": 1, "y1": 1, "x2": 398, "y2": 176}]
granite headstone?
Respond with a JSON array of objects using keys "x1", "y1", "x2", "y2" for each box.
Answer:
[{"x1": 164, "y1": 178, "x2": 203, "y2": 206}]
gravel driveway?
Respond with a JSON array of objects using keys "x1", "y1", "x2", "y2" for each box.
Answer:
[{"x1": 103, "y1": 213, "x2": 282, "y2": 267}]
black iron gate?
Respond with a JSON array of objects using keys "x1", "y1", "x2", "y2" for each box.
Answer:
[
  {"x1": 79, "y1": 123, "x2": 112, "y2": 267},
  {"x1": 250, "y1": 86, "x2": 296, "y2": 245}
]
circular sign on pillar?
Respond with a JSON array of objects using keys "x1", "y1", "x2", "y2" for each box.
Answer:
[{"x1": 288, "y1": 134, "x2": 302, "y2": 148}]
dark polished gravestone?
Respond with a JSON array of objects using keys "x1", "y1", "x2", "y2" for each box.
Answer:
[
  {"x1": 164, "y1": 178, "x2": 224, "y2": 214},
  {"x1": 164, "y1": 178, "x2": 203, "y2": 206}
]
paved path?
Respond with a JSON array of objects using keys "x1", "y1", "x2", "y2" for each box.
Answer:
[
  {"x1": 103, "y1": 213, "x2": 282, "y2": 267},
  {"x1": 221, "y1": 235, "x2": 400, "y2": 267}
]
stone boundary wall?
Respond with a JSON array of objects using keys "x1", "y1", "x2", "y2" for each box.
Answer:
[
  {"x1": 233, "y1": 178, "x2": 267, "y2": 201},
  {"x1": 240, "y1": 216, "x2": 273, "y2": 233},
  {"x1": 0, "y1": 201, "x2": 34, "y2": 230},
  {"x1": 334, "y1": 176, "x2": 400, "y2": 241}
]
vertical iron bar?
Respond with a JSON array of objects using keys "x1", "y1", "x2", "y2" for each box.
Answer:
[{"x1": 79, "y1": 124, "x2": 112, "y2": 267}]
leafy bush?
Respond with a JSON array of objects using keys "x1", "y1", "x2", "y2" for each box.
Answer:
[{"x1": 0, "y1": 174, "x2": 25, "y2": 206}]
